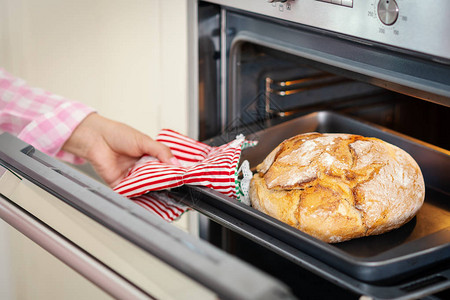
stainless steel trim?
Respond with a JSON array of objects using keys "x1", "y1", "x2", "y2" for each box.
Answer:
[
  {"x1": 220, "y1": 8, "x2": 228, "y2": 131},
  {"x1": 0, "y1": 195, "x2": 152, "y2": 300},
  {"x1": 187, "y1": 0, "x2": 199, "y2": 139}
]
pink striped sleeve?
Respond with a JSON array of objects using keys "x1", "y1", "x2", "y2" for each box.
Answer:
[{"x1": 0, "y1": 68, "x2": 96, "y2": 164}]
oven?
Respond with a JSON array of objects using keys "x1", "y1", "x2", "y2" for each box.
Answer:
[
  {"x1": 190, "y1": 0, "x2": 450, "y2": 299},
  {"x1": 1, "y1": 1, "x2": 449, "y2": 299}
]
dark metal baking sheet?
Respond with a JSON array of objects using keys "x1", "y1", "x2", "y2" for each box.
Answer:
[{"x1": 193, "y1": 111, "x2": 450, "y2": 283}]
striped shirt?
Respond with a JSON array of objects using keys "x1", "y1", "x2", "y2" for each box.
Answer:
[{"x1": 0, "y1": 68, "x2": 95, "y2": 164}]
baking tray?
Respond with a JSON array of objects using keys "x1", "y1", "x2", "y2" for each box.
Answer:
[{"x1": 185, "y1": 111, "x2": 450, "y2": 284}]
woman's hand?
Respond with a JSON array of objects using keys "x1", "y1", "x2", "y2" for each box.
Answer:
[{"x1": 62, "y1": 113, "x2": 178, "y2": 186}]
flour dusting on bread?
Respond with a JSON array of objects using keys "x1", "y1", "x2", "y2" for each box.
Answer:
[{"x1": 250, "y1": 133, "x2": 425, "y2": 243}]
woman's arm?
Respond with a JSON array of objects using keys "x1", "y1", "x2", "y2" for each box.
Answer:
[
  {"x1": 62, "y1": 113, "x2": 177, "y2": 186},
  {"x1": 0, "y1": 68, "x2": 177, "y2": 186}
]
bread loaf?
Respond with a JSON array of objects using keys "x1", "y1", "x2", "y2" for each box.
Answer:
[{"x1": 249, "y1": 133, "x2": 425, "y2": 243}]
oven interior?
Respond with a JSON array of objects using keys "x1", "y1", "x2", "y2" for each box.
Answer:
[
  {"x1": 199, "y1": 45, "x2": 450, "y2": 299},
  {"x1": 231, "y1": 43, "x2": 449, "y2": 150},
  {"x1": 197, "y1": 3, "x2": 450, "y2": 299},
  {"x1": 201, "y1": 40, "x2": 449, "y2": 151}
]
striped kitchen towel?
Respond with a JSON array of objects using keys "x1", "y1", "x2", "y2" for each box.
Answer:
[
  {"x1": 131, "y1": 192, "x2": 189, "y2": 222},
  {"x1": 114, "y1": 129, "x2": 256, "y2": 221}
]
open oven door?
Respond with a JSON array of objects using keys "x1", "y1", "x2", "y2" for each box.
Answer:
[{"x1": 0, "y1": 132, "x2": 295, "y2": 300}]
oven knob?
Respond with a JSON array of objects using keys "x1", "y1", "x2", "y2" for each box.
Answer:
[{"x1": 377, "y1": 0, "x2": 399, "y2": 26}]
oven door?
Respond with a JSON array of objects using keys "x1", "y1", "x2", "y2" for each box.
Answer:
[{"x1": 0, "y1": 133, "x2": 294, "y2": 300}]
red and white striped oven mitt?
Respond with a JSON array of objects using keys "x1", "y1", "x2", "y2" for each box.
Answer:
[{"x1": 113, "y1": 129, "x2": 256, "y2": 221}]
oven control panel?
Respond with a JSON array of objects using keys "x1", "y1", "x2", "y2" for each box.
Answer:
[
  {"x1": 377, "y1": 0, "x2": 399, "y2": 25},
  {"x1": 203, "y1": 0, "x2": 450, "y2": 61}
]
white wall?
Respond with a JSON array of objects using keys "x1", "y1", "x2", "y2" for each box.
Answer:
[
  {"x1": 0, "y1": 0, "x2": 190, "y2": 299},
  {"x1": 0, "y1": 0, "x2": 188, "y2": 136}
]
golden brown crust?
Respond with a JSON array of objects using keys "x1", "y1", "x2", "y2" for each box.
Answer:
[{"x1": 249, "y1": 133, "x2": 425, "y2": 243}]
